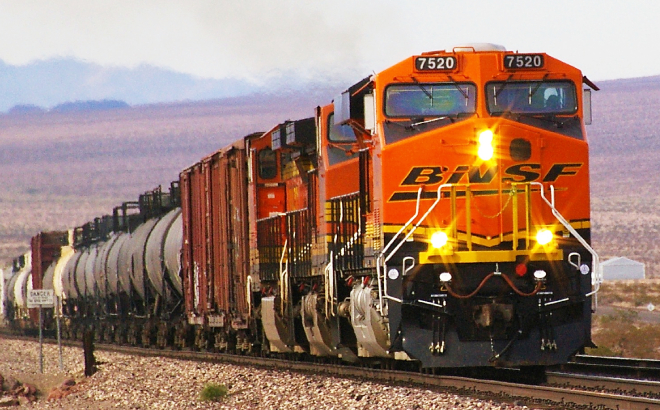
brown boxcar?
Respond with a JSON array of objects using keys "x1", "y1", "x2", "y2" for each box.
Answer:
[
  {"x1": 30, "y1": 231, "x2": 68, "y2": 323},
  {"x1": 31, "y1": 231, "x2": 68, "y2": 291},
  {"x1": 180, "y1": 139, "x2": 251, "y2": 343}
]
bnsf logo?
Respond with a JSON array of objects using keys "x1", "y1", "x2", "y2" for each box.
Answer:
[
  {"x1": 388, "y1": 163, "x2": 583, "y2": 201},
  {"x1": 401, "y1": 163, "x2": 582, "y2": 186}
]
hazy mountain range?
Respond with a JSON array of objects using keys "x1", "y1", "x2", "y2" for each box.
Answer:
[{"x1": 0, "y1": 58, "x2": 340, "y2": 113}]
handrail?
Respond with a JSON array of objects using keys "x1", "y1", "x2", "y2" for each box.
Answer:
[
  {"x1": 246, "y1": 276, "x2": 253, "y2": 318},
  {"x1": 324, "y1": 252, "x2": 335, "y2": 317},
  {"x1": 378, "y1": 185, "x2": 455, "y2": 312},
  {"x1": 375, "y1": 181, "x2": 601, "y2": 313},
  {"x1": 279, "y1": 239, "x2": 288, "y2": 314},
  {"x1": 379, "y1": 187, "x2": 423, "y2": 258},
  {"x1": 530, "y1": 182, "x2": 602, "y2": 307},
  {"x1": 376, "y1": 187, "x2": 422, "y2": 313},
  {"x1": 384, "y1": 184, "x2": 453, "y2": 264}
]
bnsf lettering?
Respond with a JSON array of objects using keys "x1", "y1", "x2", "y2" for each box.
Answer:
[
  {"x1": 401, "y1": 166, "x2": 447, "y2": 185},
  {"x1": 542, "y1": 163, "x2": 582, "y2": 182},
  {"x1": 468, "y1": 166, "x2": 498, "y2": 184},
  {"x1": 445, "y1": 165, "x2": 470, "y2": 184},
  {"x1": 502, "y1": 163, "x2": 541, "y2": 183},
  {"x1": 401, "y1": 163, "x2": 582, "y2": 186}
]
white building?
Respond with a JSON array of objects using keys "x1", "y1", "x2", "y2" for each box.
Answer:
[{"x1": 600, "y1": 257, "x2": 645, "y2": 280}]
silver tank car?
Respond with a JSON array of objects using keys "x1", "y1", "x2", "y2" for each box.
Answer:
[
  {"x1": 126, "y1": 218, "x2": 160, "y2": 300},
  {"x1": 107, "y1": 232, "x2": 131, "y2": 296},
  {"x1": 52, "y1": 246, "x2": 75, "y2": 300},
  {"x1": 164, "y1": 211, "x2": 183, "y2": 296},
  {"x1": 145, "y1": 208, "x2": 182, "y2": 298},
  {"x1": 94, "y1": 234, "x2": 119, "y2": 299},
  {"x1": 117, "y1": 231, "x2": 134, "y2": 296},
  {"x1": 83, "y1": 245, "x2": 99, "y2": 298},
  {"x1": 74, "y1": 250, "x2": 90, "y2": 299},
  {"x1": 12, "y1": 253, "x2": 32, "y2": 317},
  {"x1": 62, "y1": 251, "x2": 82, "y2": 300}
]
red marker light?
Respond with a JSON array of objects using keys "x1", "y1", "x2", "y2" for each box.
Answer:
[{"x1": 515, "y1": 263, "x2": 528, "y2": 277}]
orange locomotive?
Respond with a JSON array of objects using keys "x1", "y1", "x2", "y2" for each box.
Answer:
[{"x1": 231, "y1": 43, "x2": 601, "y2": 368}]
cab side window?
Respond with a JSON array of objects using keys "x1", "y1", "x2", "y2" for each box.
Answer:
[
  {"x1": 327, "y1": 113, "x2": 358, "y2": 165},
  {"x1": 258, "y1": 148, "x2": 277, "y2": 179}
]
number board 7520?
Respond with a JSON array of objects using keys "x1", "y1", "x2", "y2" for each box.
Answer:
[
  {"x1": 414, "y1": 56, "x2": 457, "y2": 71},
  {"x1": 503, "y1": 54, "x2": 545, "y2": 70}
]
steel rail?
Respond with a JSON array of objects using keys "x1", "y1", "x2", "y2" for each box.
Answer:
[
  {"x1": 554, "y1": 354, "x2": 660, "y2": 381},
  {"x1": 547, "y1": 371, "x2": 660, "y2": 397}
]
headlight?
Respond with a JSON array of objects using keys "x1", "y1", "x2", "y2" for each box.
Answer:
[
  {"x1": 533, "y1": 270, "x2": 547, "y2": 280},
  {"x1": 536, "y1": 229, "x2": 553, "y2": 246},
  {"x1": 439, "y1": 272, "x2": 453, "y2": 282},
  {"x1": 431, "y1": 231, "x2": 448, "y2": 248},
  {"x1": 477, "y1": 129, "x2": 494, "y2": 160}
]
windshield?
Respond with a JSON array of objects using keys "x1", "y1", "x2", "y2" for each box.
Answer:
[
  {"x1": 328, "y1": 112, "x2": 357, "y2": 142},
  {"x1": 486, "y1": 80, "x2": 577, "y2": 115},
  {"x1": 385, "y1": 83, "x2": 477, "y2": 118}
]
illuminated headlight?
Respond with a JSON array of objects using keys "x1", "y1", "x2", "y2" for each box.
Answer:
[
  {"x1": 536, "y1": 229, "x2": 553, "y2": 246},
  {"x1": 431, "y1": 231, "x2": 448, "y2": 248},
  {"x1": 533, "y1": 270, "x2": 547, "y2": 280},
  {"x1": 439, "y1": 272, "x2": 453, "y2": 283},
  {"x1": 477, "y1": 129, "x2": 494, "y2": 160}
]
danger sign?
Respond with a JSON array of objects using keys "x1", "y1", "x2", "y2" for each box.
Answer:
[{"x1": 27, "y1": 290, "x2": 54, "y2": 308}]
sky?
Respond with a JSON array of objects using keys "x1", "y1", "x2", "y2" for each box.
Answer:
[{"x1": 0, "y1": 1, "x2": 658, "y2": 91}]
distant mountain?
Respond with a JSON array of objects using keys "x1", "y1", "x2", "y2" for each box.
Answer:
[
  {"x1": 595, "y1": 75, "x2": 660, "y2": 91},
  {"x1": 0, "y1": 58, "x2": 263, "y2": 112},
  {"x1": 50, "y1": 99, "x2": 129, "y2": 113},
  {"x1": 7, "y1": 104, "x2": 46, "y2": 115}
]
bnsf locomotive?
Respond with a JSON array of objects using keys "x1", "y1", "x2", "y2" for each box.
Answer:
[{"x1": 3, "y1": 44, "x2": 602, "y2": 370}]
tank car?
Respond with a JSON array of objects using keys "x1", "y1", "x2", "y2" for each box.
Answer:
[
  {"x1": 59, "y1": 184, "x2": 183, "y2": 344},
  {"x1": 2, "y1": 257, "x2": 24, "y2": 325},
  {"x1": 7, "y1": 252, "x2": 32, "y2": 329}
]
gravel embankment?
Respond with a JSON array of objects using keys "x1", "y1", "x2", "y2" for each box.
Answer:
[{"x1": 0, "y1": 337, "x2": 535, "y2": 409}]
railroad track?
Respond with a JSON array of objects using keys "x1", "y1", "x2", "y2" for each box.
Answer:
[
  {"x1": 96, "y1": 343, "x2": 660, "y2": 409},
  {"x1": 554, "y1": 354, "x2": 660, "y2": 380},
  {"x1": 5, "y1": 329, "x2": 656, "y2": 410}
]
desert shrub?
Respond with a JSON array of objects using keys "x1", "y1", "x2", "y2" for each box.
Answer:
[
  {"x1": 592, "y1": 310, "x2": 660, "y2": 359},
  {"x1": 585, "y1": 345, "x2": 618, "y2": 357},
  {"x1": 598, "y1": 308, "x2": 638, "y2": 325},
  {"x1": 199, "y1": 383, "x2": 229, "y2": 402}
]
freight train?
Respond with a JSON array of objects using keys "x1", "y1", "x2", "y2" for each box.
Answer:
[{"x1": 2, "y1": 44, "x2": 603, "y2": 371}]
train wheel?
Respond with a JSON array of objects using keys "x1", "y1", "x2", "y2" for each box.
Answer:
[
  {"x1": 141, "y1": 321, "x2": 156, "y2": 347},
  {"x1": 156, "y1": 321, "x2": 171, "y2": 349}
]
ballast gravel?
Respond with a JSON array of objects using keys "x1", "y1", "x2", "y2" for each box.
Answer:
[{"x1": 0, "y1": 337, "x2": 538, "y2": 409}]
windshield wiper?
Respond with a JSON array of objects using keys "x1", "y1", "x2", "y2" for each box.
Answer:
[
  {"x1": 385, "y1": 116, "x2": 452, "y2": 131},
  {"x1": 447, "y1": 75, "x2": 469, "y2": 101},
  {"x1": 527, "y1": 74, "x2": 549, "y2": 103},
  {"x1": 410, "y1": 76, "x2": 433, "y2": 100},
  {"x1": 407, "y1": 116, "x2": 449, "y2": 129},
  {"x1": 494, "y1": 74, "x2": 514, "y2": 99},
  {"x1": 513, "y1": 112, "x2": 569, "y2": 128}
]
